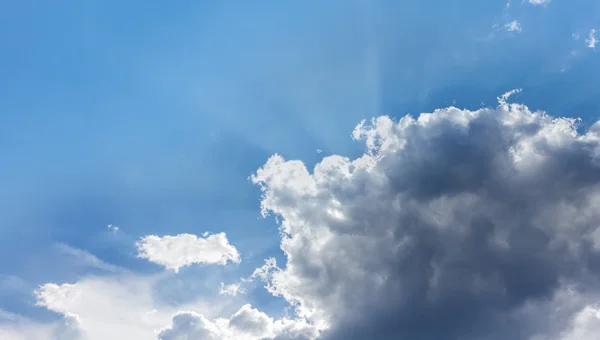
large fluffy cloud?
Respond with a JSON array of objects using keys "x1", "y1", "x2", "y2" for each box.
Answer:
[
  {"x1": 250, "y1": 94, "x2": 600, "y2": 339},
  {"x1": 137, "y1": 233, "x2": 241, "y2": 272}
]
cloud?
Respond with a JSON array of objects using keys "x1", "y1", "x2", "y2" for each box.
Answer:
[
  {"x1": 158, "y1": 304, "x2": 318, "y2": 340},
  {"x1": 55, "y1": 243, "x2": 123, "y2": 273},
  {"x1": 505, "y1": 20, "x2": 522, "y2": 33},
  {"x1": 528, "y1": 0, "x2": 550, "y2": 5},
  {"x1": 0, "y1": 308, "x2": 84, "y2": 340},
  {"x1": 158, "y1": 312, "x2": 220, "y2": 340},
  {"x1": 561, "y1": 306, "x2": 600, "y2": 340},
  {"x1": 30, "y1": 269, "x2": 242, "y2": 340},
  {"x1": 34, "y1": 276, "x2": 166, "y2": 339},
  {"x1": 52, "y1": 313, "x2": 85, "y2": 340},
  {"x1": 219, "y1": 282, "x2": 244, "y2": 296},
  {"x1": 137, "y1": 233, "x2": 241, "y2": 272},
  {"x1": 250, "y1": 94, "x2": 600, "y2": 339},
  {"x1": 586, "y1": 29, "x2": 598, "y2": 49}
]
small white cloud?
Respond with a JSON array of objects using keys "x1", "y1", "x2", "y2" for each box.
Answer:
[
  {"x1": 585, "y1": 29, "x2": 598, "y2": 49},
  {"x1": 316, "y1": 149, "x2": 323, "y2": 154},
  {"x1": 573, "y1": 33, "x2": 581, "y2": 41},
  {"x1": 219, "y1": 282, "x2": 244, "y2": 296},
  {"x1": 528, "y1": 0, "x2": 550, "y2": 5},
  {"x1": 497, "y1": 88, "x2": 522, "y2": 106},
  {"x1": 505, "y1": 20, "x2": 522, "y2": 33},
  {"x1": 107, "y1": 224, "x2": 119, "y2": 232},
  {"x1": 136, "y1": 233, "x2": 241, "y2": 272}
]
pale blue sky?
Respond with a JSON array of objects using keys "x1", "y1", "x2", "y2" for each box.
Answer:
[{"x1": 0, "y1": 0, "x2": 599, "y2": 329}]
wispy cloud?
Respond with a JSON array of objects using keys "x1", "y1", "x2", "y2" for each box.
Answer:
[
  {"x1": 218, "y1": 282, "x2": 244, "y2": 296},
  {"x1": 55, "y1": 243, "x2": 123, "y2": 273},
  {"x1": 528, "y1": 0, "x2": 550, "y2": 6},
  {"x1": 586, "y1": 29, "x2": 598, "y2": 49},
  {"x1": 505, "y1": 20, "x2": 522, "y2": 33}
]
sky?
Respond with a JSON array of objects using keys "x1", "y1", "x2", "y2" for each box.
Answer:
[{"x1": 1, "y1": 0, "x2": 600, "y2": 339}]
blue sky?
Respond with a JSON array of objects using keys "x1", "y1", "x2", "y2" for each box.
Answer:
[{"x1": 1, "y1": 1, "x2": 600, "y2": 339}]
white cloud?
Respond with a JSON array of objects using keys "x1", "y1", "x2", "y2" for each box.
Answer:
[
  {"x1": 250, "y1": 97, "x2": 600, "y2": 339},
  {"x1": 0, "y1": 312, "x2": 83, "y2": 340},
  {"x1": 585, "y1": 29, "x2": 598, "y2": 49},
  {"x1": 3, "y1": 229, "x2": 312, "y2": 340},
  {"x1": 219, "y1": 282, "x2": 244, "y2": 296},
  {"x1": 158, "y1": 304, "x2": 318, "y2": 340},
  {"x1": 30, "y1": 271, "x2": 240, "y2": 340},
  {"x1": 528, "y1": 0, "x2": 550, "y2": 5},
  {"x1": 137, "y1": 233, "x2": 241, "y2": 272},
  {"x1": 34, "y1": 276, "x2": 167, "y2": 339},
  {"x1": 505, "y1": 20, "x2": 522, "y2": 32},
  {"x1": 561, "y1": 306, "x2": 600, "y2": 340},
  {"x1": 158, "y1": 312, "x2": 221, "y2": 340},
  {"x1": 24, "y1": 271, "x2": 316, "y2": 340}
]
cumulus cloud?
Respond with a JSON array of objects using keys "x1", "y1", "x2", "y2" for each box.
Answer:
[
  {"x1": 137, "y1": 233, "x2": 241, "y2": 272},
  {"x1": 159, "y1": 304, "x2": 318, "y2": 340},
  {"x1": 250, "y1": 93, "x2": 600, "y2": 339},
  {"x1": 158, "y1": 312, "x2": 221, "y2": 340},
  {"x1": 31, "y1": 270, "x2": 242, "y2": 340},
  {"x1": 30, "y1": 274, "x2": 315, "y2": 340}
]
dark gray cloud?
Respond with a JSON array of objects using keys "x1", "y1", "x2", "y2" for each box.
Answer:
[{"x1": 251, "y1": 97, "x2": 600, "y2": 340}]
